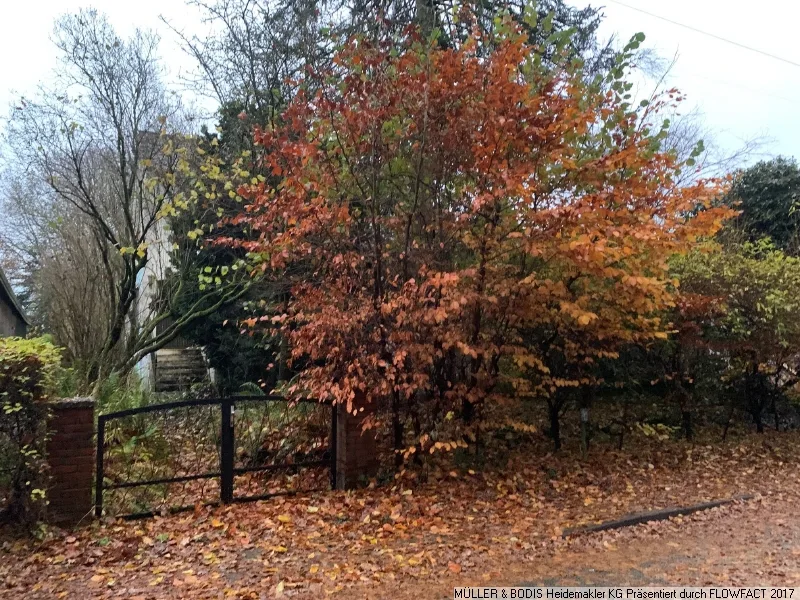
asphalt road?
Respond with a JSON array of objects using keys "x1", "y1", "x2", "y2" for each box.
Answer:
[{"x1": 384, "y1": 493, "x2": 800, "y2": 599}]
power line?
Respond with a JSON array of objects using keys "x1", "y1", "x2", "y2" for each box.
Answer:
[
  {"x1": 606, "y1": 0, "x2": 800, "y2": 69},
  {"x1": 680, "y1": 71, "x2": 795, "y2": 105}
]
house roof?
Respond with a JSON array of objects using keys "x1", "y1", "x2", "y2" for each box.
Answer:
[{"x1": 0, "y1": 266, "x2": 29, "y2": 325}]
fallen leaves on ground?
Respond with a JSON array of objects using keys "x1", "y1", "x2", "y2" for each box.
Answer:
[{"x1": 3, "y1": 431, "x2": 800, "y2": 599}]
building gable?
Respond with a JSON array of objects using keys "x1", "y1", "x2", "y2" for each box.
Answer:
[{"x1": 0, "y1": 267, "x2": 29, "y2": 337}]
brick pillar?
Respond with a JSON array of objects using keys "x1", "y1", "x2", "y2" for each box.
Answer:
[
  {"x1": 335, "y1": 397, "x2": 379, "y2": 489},
  {"x1": 46, "y1": 397, "x2": 95, "y2": 525}
]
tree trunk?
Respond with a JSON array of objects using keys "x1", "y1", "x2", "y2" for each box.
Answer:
[
  {"x1": 579, "y1": 386, "x2": 593, "y2": 458},
  {"x1": 548, "y1": 402, "x2": 561, "y2": 451},
  {"x1": 755, "y1": 410, "x2": 764, "y2": 433},
  {"x1": 681, "y1": 410, "x2": 693, "y2": 441},
  {"x1": 580, "y1": 407, "x2": 589, "y2": 458},
  {"x1": 277, "y1": 334, "x2": 289, "y2": 383},
  {"x1": 772, "y1": 395, "x2": 780, "y2": 431},
  {"x1": 722, "y1": 399, "x2": 735, "y2": 441},
  {"x1": 392, "y1": 391, "x2": 404, "y2": 468},
  {"x1": 90, "y1": 363, "x2": 112, "y2": 400},
  {"x1": 461, "y1": 398, "x2": 475, "y2": 424}
]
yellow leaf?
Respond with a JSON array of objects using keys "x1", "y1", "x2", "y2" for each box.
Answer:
[
  {"x1": 211, "y1": 518, "x2": 224, "y2": 528},
  {"x1": 307, "y1": 506, "x2": 319, "y2": 513},
  {"x1": 309, "y1": 564, "x2": 319, "y2": 574},
  {"x1": 277, "y1": 514, "x2": 292, "y2": 523}
]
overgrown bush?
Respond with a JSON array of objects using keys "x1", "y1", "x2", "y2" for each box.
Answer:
[
  {"x1": 55, "y1": 364, "x2": 161, "y2": 415},
  {"x1": 671, "y1": 240, "x2": 800, "y2": 433},
  {"x1": 94, "y1": 371, "x2": 158, "y2": 414},
  {"x1": 0, "y1": 337, "x2": 61, "y2": 525}
]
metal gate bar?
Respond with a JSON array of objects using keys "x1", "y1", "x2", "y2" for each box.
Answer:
[{"x1": 95, "y1": 396, "x2": 335, "y2": 519}]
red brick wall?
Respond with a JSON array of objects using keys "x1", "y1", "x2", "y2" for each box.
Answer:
[
  {"x1": 335, "y1": 397, "x2": 379, "y2": 489},
  {"x1": 46, "y1": 398, "x2": 95, "y2": 525}
]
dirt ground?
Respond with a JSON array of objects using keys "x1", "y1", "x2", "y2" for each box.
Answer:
[{"x1": 3, "y1": 432, "x2": 800, "y2": 599}]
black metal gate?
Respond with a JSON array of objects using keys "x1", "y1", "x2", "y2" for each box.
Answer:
[{"x1": 95, "y1": 396, "x2": 336, "y2": 518}]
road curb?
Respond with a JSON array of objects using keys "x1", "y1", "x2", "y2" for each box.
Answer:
[{"x1": 562, "y1": 494, "x2": 755, "y2": 538}]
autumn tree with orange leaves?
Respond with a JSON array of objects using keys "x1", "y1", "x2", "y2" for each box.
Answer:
[{"x1": 219, "y1": 16, "x2": 731, "y2": 458}]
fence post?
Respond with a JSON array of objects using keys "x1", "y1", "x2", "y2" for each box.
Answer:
[
  {"x1": 334, "y1": 393, "x2": 379, "y2": 489},
  {"x1": 330, "y1": 403, "x2": 338, "y2": 489},
  {"x1": 46, "y1": 397, "x2": 95, "y2": 524},
  {"x1": 220, "y1": 398, "x2": 234, "y2": 503},
  {"x1": 95, "y1": 415, "x2": 105, "y2": 518}
]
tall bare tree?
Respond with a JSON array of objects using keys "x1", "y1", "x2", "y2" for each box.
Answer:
[
  {"x1": 1, "y1": 10, "x2": 248, "y2": 393},
  {"x1": 0, "y1": 171, "x2": 118, "y2": 367}
]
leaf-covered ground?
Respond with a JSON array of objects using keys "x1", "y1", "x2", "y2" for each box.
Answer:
[{"x1": 3, "y1": 431, "x2": 800, "y2": 599}]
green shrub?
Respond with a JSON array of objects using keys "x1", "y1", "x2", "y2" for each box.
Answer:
[
  {"x1": 53, "y1": 366, "x2": 160, "y2": 415},
  {"x1": 95, "y1": 371, "x2": 157, "y2": 414},
  {"x1": 0, "y1": 337, "x2": 62, "y2": 526}
]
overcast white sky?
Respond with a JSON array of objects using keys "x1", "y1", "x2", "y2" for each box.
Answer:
[
  {"x1": 1, "y1": 0, "x2": 798, "y2": 164},
  {"x1": 567, "y1": 0, "x2": 800, "y2": 162}
]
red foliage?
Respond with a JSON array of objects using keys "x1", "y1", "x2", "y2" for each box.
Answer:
[{"x1": 219, "y1": 22, "x2": 732, "y2": 453}]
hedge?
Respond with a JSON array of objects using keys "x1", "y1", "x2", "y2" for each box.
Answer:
[{"x1": 0, "y1": 337, "x2": 61, "y2": 526}]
